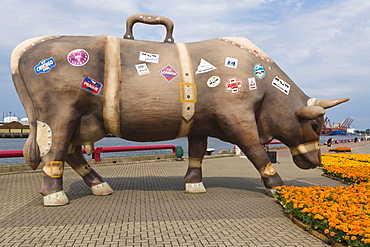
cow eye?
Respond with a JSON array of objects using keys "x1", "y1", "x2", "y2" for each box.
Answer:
[{"x1": 311, "y1": 122, "x2": 319, "y2": 132}]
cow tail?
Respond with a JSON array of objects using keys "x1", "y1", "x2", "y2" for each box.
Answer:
[{"x1": 11, "y1": 69, "x2": 41, "y2": 170}]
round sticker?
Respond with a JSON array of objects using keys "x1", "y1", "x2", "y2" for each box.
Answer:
[
  {"x1": 67, "y1": 49, "x2": 89, "y2": 66},
  {"x1": 253, "y1": 64, "x2": 266, "y2": 79},
  {"x1": 207, "y1": 76, "x2": 221, "y2": 88}
]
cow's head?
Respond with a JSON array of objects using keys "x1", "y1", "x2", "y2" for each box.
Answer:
[{"x1": 275, "y1": 97, "x2": 349, "y2": 169}]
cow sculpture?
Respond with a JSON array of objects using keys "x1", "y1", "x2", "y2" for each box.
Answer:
[{"x1": 11, "y1": 14, "x2": 349, "y2": 206}]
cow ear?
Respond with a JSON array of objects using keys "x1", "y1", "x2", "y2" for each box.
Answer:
[{"x1": 296, "y1": 106, "x2": 325, "y2": 120}]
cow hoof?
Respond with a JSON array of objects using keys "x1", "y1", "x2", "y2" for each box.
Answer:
[
  {"x1": 91, "y1": 182, "x2": 114, "y2": 196},
  {"x1": 43, "y1": 191, "x2": 69, "y2": 206},
  {"x1": 262, "y1": 173, "x2": 284, "y2": 188},
  {"x1": 266, "y1": 188, "x2": 277, "y2": 197},
  {"x1": 185, "y1": 182, "x2": 206, "y2": 193}
]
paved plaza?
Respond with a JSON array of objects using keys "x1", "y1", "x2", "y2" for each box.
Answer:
[{"x1": 0, "y1": 142, "x2": 369, "y2": 246}]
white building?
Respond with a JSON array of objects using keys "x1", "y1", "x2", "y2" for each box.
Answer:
[{"x1": 4, "y1": 116, "x2": 20, "y2": 123}]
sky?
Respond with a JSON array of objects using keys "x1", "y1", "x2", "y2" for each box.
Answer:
[{"x1": 0, "y1": 0, "x2": 369, "y2": 130}]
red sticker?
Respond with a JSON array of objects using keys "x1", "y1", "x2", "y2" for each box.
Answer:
[
  {"x1": 226, "y1": 77, "x2": 242, "y2": 94},
  {"x1": 80, "y1": 77, "x2": 102, "y2": 95},
  {"x1": 159, "y1": 65, "x2": 178, "y2": 82}
]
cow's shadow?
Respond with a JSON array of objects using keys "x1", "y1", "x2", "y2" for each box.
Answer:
[{"x1": 66, "y1": 175, "x2": 318, "y2": 201}]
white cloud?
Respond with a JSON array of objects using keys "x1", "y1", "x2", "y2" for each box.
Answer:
[{"x1": 0, "y1": 0, "x2": 368, "y2": 129}]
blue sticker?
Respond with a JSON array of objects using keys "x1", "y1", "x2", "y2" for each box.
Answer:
[
  {"x1": 34, "y1": 57, "x2": 56, "y2": 75},
  {"x1": 253, "y1": 64, "x2": 266, "y2": 79},
  {"x1": 80, "y1": 77, "x2": 103, "y2": 95}
]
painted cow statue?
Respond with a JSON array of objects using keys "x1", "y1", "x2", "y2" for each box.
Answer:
[{"x1": 11, "y1": 14, "x2": 348, "y2": 206}]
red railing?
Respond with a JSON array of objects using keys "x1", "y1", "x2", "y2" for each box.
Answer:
[
  {"x1": 85, "y1": 145, "x2": 177, "y2": 162},
  {"x1": 0, "y1": 150, "x2": 23, "y2": 158},
  {"x1": 0, "y1": 145, "x2": 177, "y2": 162}
]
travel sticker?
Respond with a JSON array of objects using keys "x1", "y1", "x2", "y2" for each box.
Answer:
[
  {"x1": 139, "y1": 51, "x2": 159, "y2": 64},
  {"x1": 248, "y1": 77, "x2": 257, "y2": 90},
  {"x1": 195, "y1": 58, "x2": 217, "y2": 74},
  {"x1": 135, "y1": 63, "x2": 150, "y2": 76},
  {"x1": 253, "y1": 64, "x2": 266, "y2": 79},
  {"x1": 34, "y1": 57, "x2": 56, "y2": 75},
  {"x1": 80, "y1": 77, "x2": 103, "y2": 95},
  {"x1": 224, "y1": 57, "x2": 238, "y2": 69},
  {"x1": 67, "y1": 49, "x2": 89, "y2": 66},
  {"x1": 272, "y1": 76, "x2": 290, "y2": 95},
  {"x1": 159, "y1": 65, "x2": 179, "y2": 82},
  {"x1": 226, "y1": 77, "x2": 242, "y2": 94},
  {"x1": 207, "y1": 76, "x2": 221, "y2": 88}
]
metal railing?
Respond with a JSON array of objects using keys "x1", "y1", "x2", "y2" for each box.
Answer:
[{"x1": 0, "y1": 145, "x2": 177, "y2": 162}]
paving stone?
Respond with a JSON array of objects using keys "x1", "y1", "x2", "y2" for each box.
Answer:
[{"x1": 0, "y1": 152, "x2": 347, "y2": 246}]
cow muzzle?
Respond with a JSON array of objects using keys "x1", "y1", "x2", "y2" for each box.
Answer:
[{"x1": 290, "y1": 141, "x2": 321, "y2": 169}]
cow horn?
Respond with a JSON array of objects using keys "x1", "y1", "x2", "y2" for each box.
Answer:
[
  {"x1": 307, "y1": 97, "x2": 350, "y2": 109},
  {"x1": 296, "y1": 106, "x2": 325, "y2": 120}
]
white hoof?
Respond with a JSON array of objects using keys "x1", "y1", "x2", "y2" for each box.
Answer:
[
  {"x1": 185, "y1": 182, "x2": 207, "y2": 193},
  {"x1": 91, "y1": 182, "x2": 114, "y2": 196},
  {"x1": 43, "y1": 191, "x2": 69, "y2": 206},
  {"x1": 266, "y1": 188, "x2": 277, "y2": 197}
]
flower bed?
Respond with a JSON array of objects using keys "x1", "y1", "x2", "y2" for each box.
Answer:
[
  {"x1": 329, "y1": 147, "x2": 351, "y2": 153},
  {"x1": 321, "y1": 154, "x2": 370, "y2": 184},
  {"x1": 274, "y1": 154, "x2": 370, "y2": 246}
]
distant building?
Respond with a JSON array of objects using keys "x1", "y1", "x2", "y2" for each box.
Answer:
[
  {"x1": 347, "y1": 128, "x2": 355, "y2": 134},
  {"x1": 0, "y1": 121, "x2": 30, "y2": 134},
  {"x1": 0, "y1": 116, "x2": 29, "y2": 127},
  {"x1": 20, "y1": 117, "x2": 29, "y2": 126},
  {"x1": 4, "y1": 116, "x2": 20, "y2": 123}
]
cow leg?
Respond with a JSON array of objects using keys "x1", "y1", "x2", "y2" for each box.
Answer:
[
  {"x1": 184, "y1": 135, "x2": 207, "y2": 193},
  {"x1": 38, "y1": 120, "x2": 75, "y2": 206},
  {"x1": 220, "y1": 118, "x2": 284, "y2": 193},
  {"x1": 66, "y1": 145, "x2": 113, "y2": 196},
  {"x1": 239, "y1": 141, "x2": 284, "y2": 193}
]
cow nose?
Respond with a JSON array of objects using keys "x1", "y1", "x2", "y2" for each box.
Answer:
[{"x1": 292, "y1": 150, "x2": 321, "y2": 169}]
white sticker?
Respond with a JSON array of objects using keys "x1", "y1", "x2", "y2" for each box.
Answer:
[
  {"x1": 135, "y1": 63, "x2": 150, "y2": 76},
  {"x1": 139, "y1": 51, "x2": 159, "y2": 63},
  {"x1": 195, "y1": 58, "x2": 217, "y2": 74},
  {"x1": 248, "y1": 77, "x2": 257, "y2": 90},
  {"x1": 207, "y1": 76, "x2": 221, "y2": 88},
  {"x1": 272, "y1": 76, "x2": 290, "y2": 95},
  {"x1": 225, "y1": 57, "x2": 238, "y2": 68}
]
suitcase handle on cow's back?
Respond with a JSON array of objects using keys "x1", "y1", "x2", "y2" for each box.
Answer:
[{"x1": 123, "y1": 14, "x2": 175, "y2": 43}]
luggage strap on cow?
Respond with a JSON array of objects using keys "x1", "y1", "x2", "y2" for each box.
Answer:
[{"x1": 123, "y1": 14, "x2": 175, "y2": 43}]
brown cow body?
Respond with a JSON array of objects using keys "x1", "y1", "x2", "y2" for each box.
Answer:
[{"x1": 11, "y1": 32, "x2": 348, "y2": 206}]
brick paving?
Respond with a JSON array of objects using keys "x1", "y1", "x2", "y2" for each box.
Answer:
[{"x1": 0, "y1": 142, "x2": 368, "y2": 247}]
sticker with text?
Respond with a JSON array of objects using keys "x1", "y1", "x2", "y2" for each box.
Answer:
[
  {"x1": 80, "y1": 77, "x2": 103, "y2": 95},
  {"x1": 139, "y1": 51, "x2": 159, "y2": 63},
  {"x1": 34, "y1": 57, "x2": 56, "y2": 75},
  {"x1": 226, "y1": 77, "x2": 242, "y2": 94},
  {"x1": 135, "y1": 63, "x2": 150, "y2": 75},
  {"x1": 272, "y1": 76, "x2": 290, "y2": 95},
  {"x1": 248, "y1": 77, "x2": 257, "y2": 90},
  {"x1": 159, "y1": 65, "x2": 179, "y2": 82},
  {"x1": 253, "y1": 64, "x2": 266, "y2": 79},
  {"x1": 207, "y1": 76, "x2": 221, "y2": 88},
  {"x1": 195, "y1": 58, "x2": 217, "y2": 74},
  {"x1": 224, "y1": 57, "x2": 238, "y2": 69},
  {"x1": 67, "y1": 49, "x2": 89, "y2": 66}
]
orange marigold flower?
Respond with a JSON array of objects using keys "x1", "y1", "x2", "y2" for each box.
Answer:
[
  {"x1": 330, "y1": 232, "x2": 335, "y2": 236},
  {"x1": 314, "y1": 214, "x2": 324, "y2": 220},
  {"x1": 324, "y1": 229, "x2": 330, "y2": 234},
  {"x1": 351, "y1": 236, "x2": 357, "y2": 241},
  {"x1": 363, "y1": 238, "x2": 370, "y2": 244}
]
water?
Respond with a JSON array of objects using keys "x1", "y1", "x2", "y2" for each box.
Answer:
[
  {"x1": 0, "y1": 137, "x2": 234, "y2": 166},
  {"x1": 0, "y1": 135, "x2": 363, "y2": 166}
]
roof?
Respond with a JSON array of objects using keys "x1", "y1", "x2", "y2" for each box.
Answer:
[{"x1": 0, "y1": 121, "x2": 29, "y2": 129}]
